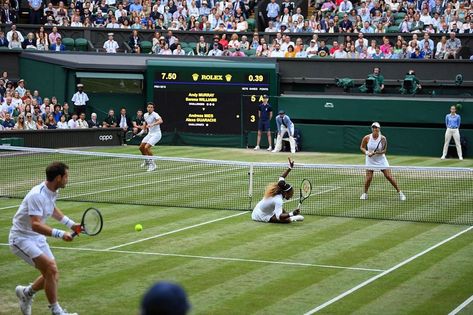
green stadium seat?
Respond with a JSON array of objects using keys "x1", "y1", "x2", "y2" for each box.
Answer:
[
  {"x1": 62, "y1": 37, "x2": 75, "y2": 51},
  {"x1": 394, "y1": 12, "x2": 406, "y2": 19},
  {"x1": 74, "y1": 38, "x2": 88, "y2": 51},
  {"x1": 183, "y1": 47, "x2": 194, "y2": 54},
  {"x1": 395, "y1": 18, "x2": 404, "y2": 25},
  {"x1": 180, "y1": 42, "x2": 189, "y2": 49},
  {"x1": 387, "y1": 26, "x2": 399, "y2": 33},
  {"x1": 188, "y1": 42, "x2": 197, "y2": 50},
  {"x1": 140, "y1": 40, "x2": 153, "y2": 53},
  {"x1": 247, "y1": 18, "x2": 256, "y2": 31},
  {"x1": 245, "y1": 49, "x2": 256, "y2": 56}
]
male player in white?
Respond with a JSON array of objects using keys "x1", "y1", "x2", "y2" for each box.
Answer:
[
  {"x1": 252, "y1": 158, "x2": 304, "y2": 223},
  {"x1": 9, "y1": 162, "x2": 79, "y2": 315},
  {"x1": 139, "y1": 102, "x2": 163, "y2": 172}
]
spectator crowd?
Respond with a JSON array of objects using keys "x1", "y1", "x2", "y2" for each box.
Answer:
[
  {"x1": 0, "y1": 0, "x2": 471, "y2": 59},
  {"x1": 0, "y1": 74, "x2": 146, "y2": 133}
]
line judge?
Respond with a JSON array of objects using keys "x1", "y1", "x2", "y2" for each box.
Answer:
[{"x1": 71, "y1": 83, "x2": 89, "y2": 116}]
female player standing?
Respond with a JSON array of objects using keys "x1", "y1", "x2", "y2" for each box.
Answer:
[
  {"x1": 359, "y1": 122, "x2": 406, "y2": 201},
  {"x1": 139, "y1": 102, "x2": 163, "y2": 172},
  {"x1": 251, "y1": 158, "x2": 304, "y2": 223}
]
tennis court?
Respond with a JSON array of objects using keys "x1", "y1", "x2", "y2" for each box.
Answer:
[{"x1": 0, "y1": 146, "x2": 472, "y2": 315}]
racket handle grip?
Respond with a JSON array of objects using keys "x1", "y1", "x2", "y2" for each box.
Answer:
[{"x1": 71, "y1": 231, "x2": 78, "y2": 238}]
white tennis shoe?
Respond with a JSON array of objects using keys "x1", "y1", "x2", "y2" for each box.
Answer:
[
  {"x1": 253, "y1": 146, "x2": 260, "y2": 150},
  {"x1": 360, "y1": 193, "x2": 368, "y2": 200},
  {"x1": 291, "y1": 215, "x2": 304, "y2": 222},
  {"x1": 140, "y1": 160, "x2": 148, "y2": 168},
  {"x1": 267, "y1": 146, "x2": 272, "y2": 151},
  {"x1": 16, "y1": 285, "x2": 34, "y2": 315},
  {"x1": 51, "y1": 309, "x2": 78, "y2": 315},
  {"x1": 399, "y1": 192, "x2": 406, "y2": 201},
  {"x1": 147, "y1": 162, "x2": 156, "y2": 172}
]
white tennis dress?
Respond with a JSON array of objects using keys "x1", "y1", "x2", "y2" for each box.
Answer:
[
  {"x1": 365, "y1": 133, "x2": 389, "y2": 169},
  {"x1": 252, "y1": 194, "x2": 284, "y2": 222}
]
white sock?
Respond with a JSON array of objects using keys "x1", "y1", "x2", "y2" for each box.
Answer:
[{"x1": 49, "y1": 302, "x2": 63, "y2": 313}]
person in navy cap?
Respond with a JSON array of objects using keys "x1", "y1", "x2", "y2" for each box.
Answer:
[
  {"x1": 141, "y1": 281, "x2": 190, "y2": 315},
  {"x1": 254, "y1": 94, "x2": 273, "y2": 151}
]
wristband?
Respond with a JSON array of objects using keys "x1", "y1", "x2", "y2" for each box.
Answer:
[
  {"x1": 278, "y1": 177, "x2": 285, "y2": 182},
  {"x1": 289, "y1": 211, "x2": 294, "y2": 217},
  {"x1": 60, "y1": 216, "x2": 76, "y2": 229},
  {"x1": 51, "y1": 228, "x2": 65, "y2": 239}
]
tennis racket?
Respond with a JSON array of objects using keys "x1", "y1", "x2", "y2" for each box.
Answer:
[
  {"x1": 298, "y1": 179, "x2": 312, "y2": 208},
  {"x1": 125, "y1": 130, "x2": 135, "y2": 142},
  {"x1": 72, "y1": 207, "x2": 103, "y2": 237},
  {"x1": 371, "y1": 137, "x2": 386, "y2": 156}
]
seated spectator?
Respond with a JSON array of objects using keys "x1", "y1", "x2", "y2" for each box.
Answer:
[
  {"x1": 2, "y1": 112, "x2": 15, "y2": 130},
  {"x1": 231, "y1": 44, "x2": 246, "y2": 57},
  {"x1": 57, "y1": 114, "x2": 68, "y2": 129},
  {"x1": 132, "y1": 110, "x2": 146, "y2": 135},
  {"x1": 7, "y1": 25, "x2": 24, "y2": 42},
  {"x1": 207, "y1": 42, "x2": 223, "y2": 56},
  {"x1": 0, "y1": 31, "x2": 8, "y2": 47},
  {"x1": 435, "y1": 35, "x2": 447, "y2": 59},
  {"x1": 103, "y1": 109, "x2": 117, "y2": 128},
  {"x1": 410, "y1": 46, "x2": 425, "y2": 59},
  {"x1": 51, "y1": 37, "x2": 65, "y2": 52},
  {"x1": 25, "y1": 113, "x2": 37, "y2": 130},
  {"x1": 317, "y1": 40, "x2": 330, "y2": 56},
  {"x1": 8, "y1": 32, "x2": 22, "y2": 49},
  {"x1": 62, "y1": 102, "x2": 71, "y2": 120},
  {"x1": 380, "y1": 37, "x2": 393, "y2": 57},
  {"x1": 270, "y1": 42, "x2": 285, "y2": 57},
  {"x1": 87, "y1": 112, "x2": 100, "y2": 128},
  {"x1": 421, "y1": 41, "x2": 433, "y2": 59},
  {"x1": 128, "y1": 30, "x2": 141, "y2": 53},
  {"x1": 36, "y1": 32, "x2": 49, "y2": 51},
  {"x1": 77, "y1": 112, "x2": 89, "y2": 128},
  {"x1": 117, "y1": 107, "x2": 131, "y2": 131},
  {"x1": 305, "y1": 39, "x2": 318, "y2": 57},
  {"x1": 173, "y1": 43, "x2": 185, "y2": 55},
  {"x1": 36, "y1": 115, "x2": 47, "y2": 129},
  {"x1": 45, "y1": 113, "x2": 57, "y2": 129},
  {"x1": 445, "y1": 32, "x2": 461, "y2": 59},
  {"x1": 68, "y1": 113, "x2": 79, "y2": 128},
  {"x1": 359, "y1": 67, "x2": 384, "y2": 93},
  {"x1": 14, "y1": 114, "x2": 25, "y2": 130},
  {"x1": 333, "y1": 44, "x2": 348, "y2": 58}
]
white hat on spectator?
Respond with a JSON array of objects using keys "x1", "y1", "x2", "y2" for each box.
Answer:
[
  {"x1": 77, "y1": 83, "x2": 84, "y2": 88},
  {"x1": 108, "y1": 33, "x2": 114, "y2": 36}
]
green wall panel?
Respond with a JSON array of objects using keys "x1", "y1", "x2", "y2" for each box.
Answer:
[
  {"x1": 297, "y1": 124, "x2": 472, "y2": 157},
  {"x1": 279, "y1": 96, "x2": 473, "y2": 125},
  {"x1": 19, "y1": 58, "x2": 67, "y2": 102}
]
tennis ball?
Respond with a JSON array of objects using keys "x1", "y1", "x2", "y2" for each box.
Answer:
[{"x1": 135, "y1": 224, "x2": 143, "y2": 232}]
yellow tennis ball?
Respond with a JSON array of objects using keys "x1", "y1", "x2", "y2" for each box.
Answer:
[{"x1": 135, "y1": 224, "x2": 143, "y2": 232}]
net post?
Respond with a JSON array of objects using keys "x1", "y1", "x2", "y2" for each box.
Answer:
[{"x1": 248, "y1": 164, "x2": 254, "y2": 209}]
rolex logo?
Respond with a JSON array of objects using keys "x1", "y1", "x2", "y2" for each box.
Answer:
[
  {"x1": 225, "y1": 74, "x2": 232, "y2": 82},
  {"x1": 192, "y1": 73, "x2": 199, "y2": 81}
]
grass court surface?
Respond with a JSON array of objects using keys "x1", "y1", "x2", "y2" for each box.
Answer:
[{"x1": 0, "y1": 146, "x2": 472, "y2": 315}]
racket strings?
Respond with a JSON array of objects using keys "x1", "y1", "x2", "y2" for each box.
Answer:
[{"x1": 83, "y1": 212, "x2": 102, "y2": 235}]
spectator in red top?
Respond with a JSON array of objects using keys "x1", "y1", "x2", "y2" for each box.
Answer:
[{"x1": 329, "y1": 41, "x2": 339, "y2": 55}]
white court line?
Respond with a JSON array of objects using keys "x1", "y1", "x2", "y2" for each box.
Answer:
[
  {"x1": 303, "y1": 225, "x2": 473, "y2": 315},
  {"x1": 107, "y1": 211, "x2": 250, "y2": 250},
  {"x1": 0, "y1": 243, "x2": 384, "y2": 272},
  {"x1": 448, "y1": 295, "x2": 473, "y2": 315}
]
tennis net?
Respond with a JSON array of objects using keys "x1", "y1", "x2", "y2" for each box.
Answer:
[{"x1": 0, "y1": 146, "x2": 471, "y2": 225}]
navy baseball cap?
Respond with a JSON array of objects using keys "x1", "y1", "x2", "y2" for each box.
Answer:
[
  {"x1": 141, "y1": 282, "x2": 190, "y2": 315},
  {"x1": 262, "y1": 94, "x2": 269, "y2": 99}
]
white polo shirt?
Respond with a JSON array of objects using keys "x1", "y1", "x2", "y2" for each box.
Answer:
[{"x1": 10, "y1": 182, "x2": 57, "y2": 241}]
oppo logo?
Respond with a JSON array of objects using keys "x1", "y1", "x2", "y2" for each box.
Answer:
[{"x1": 99, "y1": 135, "x2": 113, "y2": 141}]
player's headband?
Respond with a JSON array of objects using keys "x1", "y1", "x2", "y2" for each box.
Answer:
[{"x1": 282, "y1": 184, "x2": 293, "y2": 192}]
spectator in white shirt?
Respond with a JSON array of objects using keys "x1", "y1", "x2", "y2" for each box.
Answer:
[
  {"x1": 68, "y1": 113, "x2": 79, "y2": 129},
  {"x1": 57, "y1": 115, "x2": 68, "y2": 129}
]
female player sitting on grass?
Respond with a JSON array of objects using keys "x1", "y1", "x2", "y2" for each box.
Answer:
[{"x1": 252, "y1": 158, "x2": 304, "y2": 223}]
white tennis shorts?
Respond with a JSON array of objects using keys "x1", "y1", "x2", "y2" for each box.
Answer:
[
  {"x1": 9, "y1": 236, "x2": 54, "y2": 267},
  {"x1": 142, "y1": 132, "x2": 162, "y2": 146}
]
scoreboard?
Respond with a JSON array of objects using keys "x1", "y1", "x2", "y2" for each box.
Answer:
[{"x1": 147, "y1": 59, "x2": 278, "y2": 135}]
